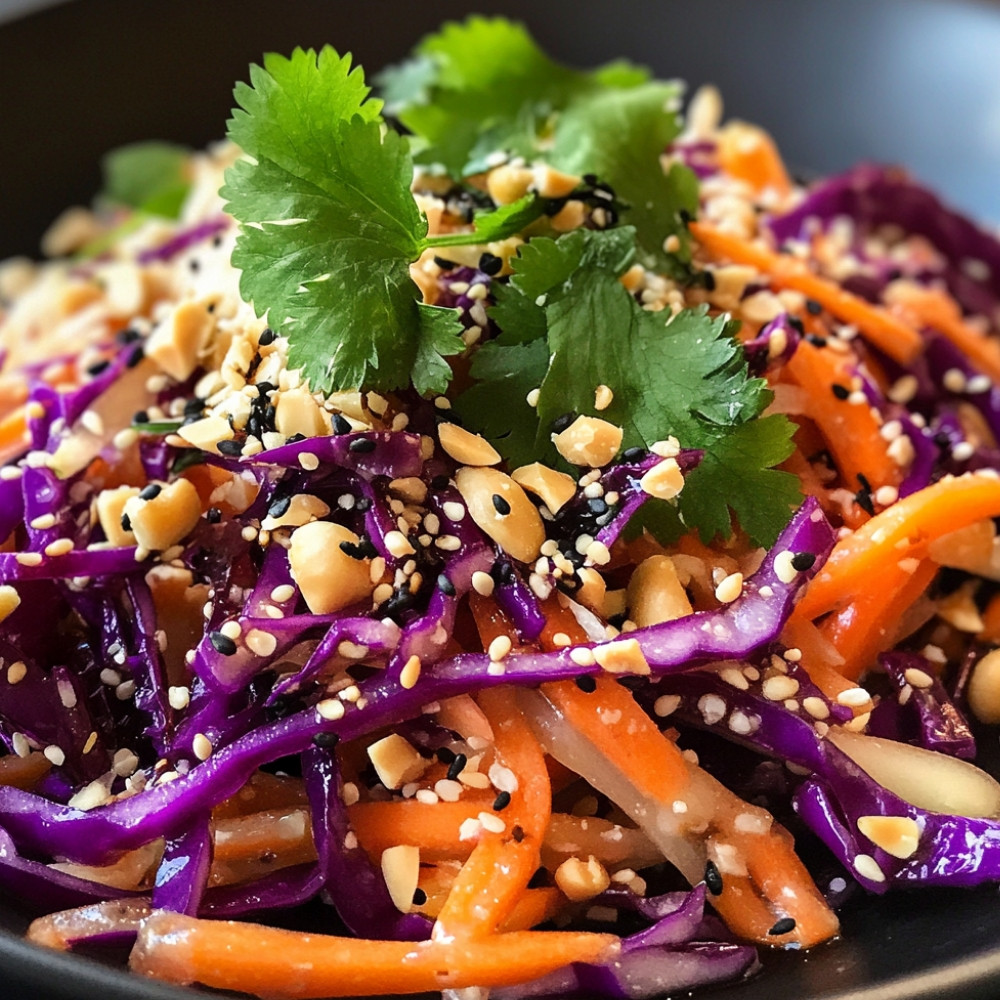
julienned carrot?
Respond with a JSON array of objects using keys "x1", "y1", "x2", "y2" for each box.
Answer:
[
  {"x1": 816, "y1": 558, "x2": 938, "y2": 681},
  {"x1": 433, "y1": 686, "x2": 551, "y2": 939},
  {"x1": 982, "y1": 593, "x2": 1000, "y2": 643},
  {"x1": 717, "y1": 121, "x2": 793, "y2": 197},
  {"x1": 348, "y1": 800, "x2": 486, "y2": 862},
  {"x1": 688, "y1": 221, "x2": 924, "y2": 363},
  {"x1": 0, "y1": 750, "x2": 51, "y2": 790},
  {"x1": 0, "y1": 406, "x2": 29, "y2": 465},
  {"x1": 796, "y1": 472, "x2": 1000, "y2": 621},
  {"x1": 539, "y1": 676, "x2": 839, "y2": 948},
  {"x1": 130, "y1": 912, "x2": 619, "y2": 998},
  {"x1": 886, "y1": 281, "x2": 1000, "y2": 385},
  {"x1": 778, "y1": 617, "x2": 865, "y2": 704},
  {"x1": 212, "y1": 807, "x2": 314, "y2": 864},
  {"x1": 784, "y1": 338, "x2": 901, "y2": 499}
]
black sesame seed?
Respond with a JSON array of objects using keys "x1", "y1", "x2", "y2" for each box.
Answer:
[
  {"x1": 446, "y1": 754, "x2": 467, "y2": 781},
  {"x1": 184, "y1": 397, "x2": 204, "y2": 416},
  {"x1": 582, "y1": 173, "x2": 598, "y2": 186},
  {"x1": 339, "y1": 540, "x2": 368, "y2": 560},
  {"x1": 430, "y1": 475, "x2": 451, "y2": 491},
  {"x1": 209, "y1": 632, "x2": 238, "y2": 656},
  {"x1": 705, "y1": 860, "x2": 724, "y2": 896},
  {"x1": 133, "y1": 410, "x2": 150, "y2": 424},
  {"x1": 312, "y1": 731, "x2": 340, "y2": 749},
  {"x1": 258, "y1": 328, "x2": 276, "y2": 347},
  {"x1": 349, "y1": 437, "x2": 377, "y2": 454},
  {"x1": 787, "y1": 315, "x2": 805, "y2": 335},
  {"x1": 286, "y1": 433, "x2": 307, "y2": 445},
  {"x1": 551, "y1": 412, "x2": 576, "y2": 434},
  {"x1": 87, "y1": 359, "x2": 111, "y2": 377},
  {"x1": 587, "y1": 497, "x2": 608, "y2": 516},
  {"x1": 622, "y1": 446, "x2": 646, "y2": 462},
  {"x1": 127, "y1": 346, "x2": 145, "y2": 368},
  {"x1": 256, "y1": 381, "x2": 276, "y2": 396},
  {"x1": 511, "y1": 825, "x2": 525, "y2": 843},
  {"x1": 120, "y1": 513, "x2": 132, "y2": 532},
  {"x1": 478, "y1": 252, "x2": 503, "y2": 276},
  {"x1": 805, "y1": 298, "x2": 823, "y2": 315},
  {"x1": 854, "y1": 488, "x2": 875, "y2": 516},
  {"x1": 831, "y1": 383, "x2": 850, "y2": 401},
  {"x1": 806, "y1": 334, "x2": 828, "y2": 347},
  {"x1": 678, "y1": 207, "x2": 693, "y2": 225},
  {"x1": 217, "y1": 439, "x2": 244, "y2": 457},
  {"x1": 491, "y1": 494, "x2": 511, "y2": 516},
  {"x1": 790, "y1": 551, "x2": 816, "y2": 572},
  {"x1": 117, "y1": 327, "x2": 142, "y2": 344},
  {"x1": 268, "y1": 496, "x2": 291, "y2": 518},
  {"x1": 768, "y1": 917, "x2": 797, "y2": 936},
  {"x1": 139, "y1": 484, "x2": 162, "y2": 501},
  {"x1": 412, "y1": 888, "x2": 428, "y2": 906},
  {"x1": 492, "y1": 560, "x2": 514, "y2": 585},
  {"x1": 206, "y1": 507, "x2": 222, "y2": 524},
  {"x1": 575, "y1": 675, "x2": 597, "y2": 693},
  {"x1": 436, "y1": 747, "x2": 456, "y2": 765},
  {"x1": 433, "y1": 256, "x2": 457, "y2": 271},
  {"x1": 437, "y1": 574, "x2": 455, "y2": 595},
  {"x1": 332, "y1": 414, "x2": 352, "y2": 435},
  {"x1": 492, "y1": 791, "x2": 512, "y2": 811}
]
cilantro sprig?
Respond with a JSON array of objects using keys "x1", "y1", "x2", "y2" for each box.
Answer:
[
  {"x1": 454, "y1": 229, "x2": 800, "y2": 545},
  {"x1": 221, "y1": 47, "x2": 542, "y2": 395}
]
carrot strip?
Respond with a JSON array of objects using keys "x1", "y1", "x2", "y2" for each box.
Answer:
[
  {"x1": 499, "y1": 887, "x2": 566, "y2": 932},
  {"x1": 797, "y1": 472, "x2": 1000, "y2": 621},
  {"x1": 717, "y1": 122, "x2": 793, "y2": 197},
  {"x1": 540, "y1": 677, "x2": 838, "y2": 948},
  {"x1": 212, "y1": 807, "x2": 314, "y2": 864},
  {"x1": 982, "y1": 593, "x2": 1000, "y2": 644},
  {"x1": 816, "y1": 558, "x2": 938, "y2": 680},
  {"x1": 783, "y1": 338, "x2": 901, "y2": 498},
  {"x1": 886, "y1": 281, "x2": 1000, "y2": 385},
  {"x1": 689, "y1": 221, "x2": 924, "y2": 363},
  {"x1": 0, "y1": 751, "x2": 51, "y2": 790},
  {"x1": 0, "y1": 406, "x2": 30, "y2": 465},
  {"x1": 348, "y1": 800, "x2": 484, "y2": 862},
  {"x1": 433, "y1": 686, "x2": 551, "y2": 939},
  {"x1": 130, "y1": 912, "x2": 619, "y2": 998}
]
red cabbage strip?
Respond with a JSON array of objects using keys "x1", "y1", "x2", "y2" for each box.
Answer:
[
  {"x1": 245, "y1": 430, "x2": 426, "y2": 481},
  {"x1": 0, "y1": 827, "x2": 139, "y2": 913},
  {"x1": 493, "y1": 562, "x2": 547, "y2": 641},
  {"x1": 136, "y1": 217, "x2": 230, "y2": 265},
  {"x1": 123, "y1": 576, "x2": 171, "y2": 751},
  {"x1": 643, "y1": 659, "x2": 1000, "y2": 892},
  {"x1": 0, "y1": 502, "x2": 826, "y2": 864},
  {"x1": 744, "y1": 313, "x2": 802, "y2": 377},
  {"x1": 200, "y1": 862, "x2": 324, "y2": 918},
  {"x1": 52, "y1": 341, "x2": 144, "y2": 431},
  {"x1": 550, "y1": 450, "x2": 702, "y2": 555},
  {"x1": 0, "y1": 474, "x2": 25, "y2": 543},
  {"x1": 492, "y1": 884, "x2": 758, "y2": 1000},
  {"x1": 302, "y1": 746, "x2": 431, "y2": 942},
  {"x1": 267, "y1": 616, "x2": 402, "y2": 704},
  {"x1": 925, "y1": 335, "x2": 1000, "y2": 444},
  {"x1": 0, "y1": 546, "x2": 141, "y2": 583},
  {"x1": 151, "y1": 816, "x2": 212, "y2": 916},
  {"x1": 868, "y1": 650, "x2": 976, "y2": 759},
  {"x1": 766, "y1": 164, "x2": 1000, "y2": 318}
]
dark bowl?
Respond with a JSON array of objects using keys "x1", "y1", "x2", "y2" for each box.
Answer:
[{"x1": 3, "y1": 1, "x2": 1000, "y2": 998}]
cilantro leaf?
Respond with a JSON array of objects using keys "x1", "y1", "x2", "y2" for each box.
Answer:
[
  {"x1": 551, "y1": 83, "x2": 696, "y2": 272},
  {"x1": 222, "y1": 47, "x2": 464, "y2": 393},
  {"x1": 100, "y1": 141, "x2": 191, "y2": 219},
  {"x1": 462, "y1": 229, "x2": 798, "y2": 545},
  {"x1": 425, "y1": 194, "x2": 547, "y2": 249},
  {"x1": 453, "y1": 339, "x2": 550, "y2": 468},
  {"x1": 386, "y1": 16, "x2": 651, "y2": 176},
  {"x1": 677, "y1": 417, "x2": 800, "y2": 545}
]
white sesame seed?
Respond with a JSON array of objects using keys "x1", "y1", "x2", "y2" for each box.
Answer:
[
  {"x1": 653, "y1": 694, "x2": 680, "y2": 717},
  {"x1": 802, "y1": 696, "x2": 830, "y2": 720},
  {"x1": 44, "y1": 538, "x2": 74, "y2": 557},
  {"x1": 903, "y1": 667, "x2": 934, "y2": 689},
  {"x1": 385, "y1": 530, "x2": 415, "y2": 558},
  {"x1": 43, "y1": 745, "x2": 65, "y2": 766},
  {"x1": 434, "y1": 534, "x2": 461, "y2": 552},
  {"x1": 246, "y1": 629, "x2": 278, "y2": 657},
  {"x1": 697, "y1": 693, "x2": 727, "y2": 725},
  {"x1": 943, "y1": 368, "x2": 967, "y2": 393},
  {"x1": 29, "y1": 513, "x2": 57, "y2": 530},
  {"x1": 168, "y1": 686, "x2": 191, "y2": 710},
  {"x1": 192, "y1": 733, "x2": 213, "y2": 761},
  {"x1": 762, "y1": 675, "x2": 800, "y2": 701},
  {"x1": 837, "y1": 687, "x2": 872, "y2": 708},
  {"x1": 488, "y1": 635, "x2": 512, "y2": 662},
  {"x1": 479, "y1": 811, "x2": 506, "y2": 834},
  {"x1": 526, "y1": 388, "x2": 540, "y2": 408},
  {"x1": 772, "y1": 550, "x2": 798, "y2": 584},
  {"x1": 400, "y1": 655, "x2": 422, "y2": 690},
  {"x1": 220, "y1": 620, "x2": 242, "y2": 641},
  {"x1": 299, "y1": 452, "x2": 320, "y2": 471},
  {"x1": 6, "y1": 661, "x2": 26, "y2": 685},
  {"x1": 442, "y1": 501, "x2": 465, "y2": 522},
  {"x1": 116, "y1": 680, "x2": 136, "y2": 701},
  {"x1": 270, "y1": 584, "x2": 296, "y2": 603},
  {"x1": 471, "y1": 571, "x2": 495, "y2": 597},
  {"x1": 11, "y1": 733, "x2": 30, "y2": 758},
  {"x1": 569, "y1": 647, "x2": 595, "y2": 667},
  {"x1": 317, "y1": 699, "x2": 345, "y2": 721},
  {"x1": 434, "y1": 779, "x2": 463, "y2": 802},
  {"x1": 853, "y1": 853, "x2": 886, "y2": 883},
  {"x1": 714, "y1": 572, "x2": 744, "y2": 604}
]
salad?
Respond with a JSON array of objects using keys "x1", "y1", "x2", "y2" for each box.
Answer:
[{"x1": 2, "y1": 15, "x2": 1000, "y2": 998}]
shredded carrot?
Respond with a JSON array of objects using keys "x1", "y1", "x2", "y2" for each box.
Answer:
[
  {"x1": 433, "y1": 686, "x2": 551, "y2": 939},
  {"x1": 0, "y1": 406, "x2": 29, "y2": 465},
  {"x1": 689, "y1": 221, "x2": 924, "y2": 363},
  {"x1": 797, "y1": 473, "x2": 1000, "y2": 621},
  {"x1": 816, "y1": 558, "x2": 938, "y2": 680},
  {"x1": 982, "y1": 593, "x2": 1000, "y2": 644},
  {"x1": 783, "y1": 338, "x2": 901, "y2": 500},
  {"x1": 130, "y1": 912, "x2": 619, "y2": 998},
  {"x1": 886, "y1": 281, "x2": 1000, "y2": 385},
  {"x1": 717, "y1": 121, "x2": 793, "y2": 198},
  {"x1": 0, "y1": 751, "x2": 51, "y2": 790},
  {"x1": 541, "y1": 676, "x2": 838, "y2": 948}
]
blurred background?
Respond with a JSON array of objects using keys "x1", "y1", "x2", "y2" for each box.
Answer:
[{"x1": 1, "y1": 0, "x2": 1000, "y2": 259}]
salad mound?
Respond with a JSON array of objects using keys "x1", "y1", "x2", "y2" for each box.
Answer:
[{"x1": 2, "y1": 16, "x2": 1000, "y2": 999}]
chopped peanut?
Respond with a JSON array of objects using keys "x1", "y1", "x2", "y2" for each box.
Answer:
[{"x1": 288, "y1": 520, "x2": 374, "y2": 615}]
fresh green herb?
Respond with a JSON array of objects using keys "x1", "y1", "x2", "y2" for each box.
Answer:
[
  {"x1": 381, "y1": 16, "x2": 696, "y2": 270},
  {"x1": 131, "y1": 419, "x2": 184, "y2": 434},
  {"x1": 455, "y1": 229, "x2": 800, "y2": 545},
  {"x1": 100, "y1": 141, "x2": 191, "y2": 219},
  {"x1": 222, "y1": 47, "x2": 543, "y2": 396}
]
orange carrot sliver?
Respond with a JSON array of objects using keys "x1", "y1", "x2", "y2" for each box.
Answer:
[
  {"x1": 797, "y1": 472, "x2": 1000, "y2": 620},
  {"x1": 131, "y1": 912, "x2": 618, "y2": 998},
  {"x1": 348, "y1": 799, "x2": 485, "y2": 863},
  {"x1": 717, "y1": 122, "x2": 793, "y2": 197},
  {"x1": 689, "y1": 221, "x2": 923, "y2": 363}
]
